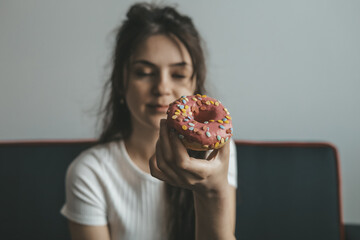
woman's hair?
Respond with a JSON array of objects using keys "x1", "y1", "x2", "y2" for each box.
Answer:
[
  {"x1": 98, "y1": 2, "x2": 207, "y2": 143},
  {"x1": 97, "y1": 3, "x2": 207, "y2": 240}
]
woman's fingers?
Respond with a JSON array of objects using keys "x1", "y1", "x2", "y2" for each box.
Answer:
[
  {"x1": 149, "y1": 121, "x2": 176, "y2": 184},
  {"x1": 156, "y1": 120, "x2": 206, "y2": 185},
  {"x1": 153, "y1": 119, "x2": 231, "y2": 190},
  {"x1": 157, "y1": 119, "x2": 185, "y2": 183},
  {"x1": 166, "y1": 128, "x2": 192, "y2": 168},
  {"x1": 149, "y1": 148, "x2": 184, "y2": 187},
  {"x1": 159, "y1": 119, "x2": 201, "y2": 180},
  {"x1": 155, "y1": 138, "x2": 186, "y2": 186},
  {"x1": 151, "y1": 120, "x2": 189, "y2": 186},
  {"x1": 149, "y1": 153, "x2": 168, "y2": 182},
  {"x1": 215, "y1": 140, "x2": 230, "y2": 163},
  {"x1": 168, "y1": 132, "x2": 217, "y2": 180},
  {"x1": 159, "y1": 119, "x2": 173, "y2": 161}
]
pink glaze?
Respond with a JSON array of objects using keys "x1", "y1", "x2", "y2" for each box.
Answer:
[{"x1": 166, "y1": 94, "x2": 233, "y2": 150}]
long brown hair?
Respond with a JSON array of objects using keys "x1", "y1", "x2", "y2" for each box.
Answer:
[{"x1": 97, "y1": 3, "x2": 207, "y2": 239}]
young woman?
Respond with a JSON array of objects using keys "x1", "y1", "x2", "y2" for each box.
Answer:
[{"x1": 61, "y1": 3, "x2": 237, "y2": 240}]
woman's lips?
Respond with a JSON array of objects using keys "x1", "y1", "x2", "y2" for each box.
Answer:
[{"x1": 147, "y1": 104, "x2": 169, "y2": 113}]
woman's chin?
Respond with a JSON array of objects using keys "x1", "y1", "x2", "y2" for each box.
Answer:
[{"x1": 146, "y1": 116, "x2": 164, "y2": 130}]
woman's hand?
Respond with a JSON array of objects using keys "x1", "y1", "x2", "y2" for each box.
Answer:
[
  {"x1": 149, "y1": 119, "x2": 230, "y2": 197},
  {"x1": 150, "y1": 119, "x2": 236, "y2": 239}
]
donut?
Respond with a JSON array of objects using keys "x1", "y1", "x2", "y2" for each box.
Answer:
[{"x1": 166, "y1": 94, "x2": 233, "y2": 151}]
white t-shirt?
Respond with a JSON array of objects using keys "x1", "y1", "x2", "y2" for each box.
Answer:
[{"x1": 61, "y1": 139, "x2": 237, "y2": 240}]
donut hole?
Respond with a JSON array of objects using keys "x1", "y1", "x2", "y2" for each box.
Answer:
[{"x1": 193, "y1": 109, "x2": 218, "y2": 123}]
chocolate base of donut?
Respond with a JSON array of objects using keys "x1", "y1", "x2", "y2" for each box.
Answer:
[{"x1": 181, "y1": 138, "x2": 227, "y2": 151}]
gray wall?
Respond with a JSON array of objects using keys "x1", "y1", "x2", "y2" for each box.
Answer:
[{"x1": 1, "y1": 0, "x2": 359, "y2": 224}]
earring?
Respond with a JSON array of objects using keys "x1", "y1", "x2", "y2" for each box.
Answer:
[{"x1": 120, "y1": 98, "x2": 125, "y2": 104}]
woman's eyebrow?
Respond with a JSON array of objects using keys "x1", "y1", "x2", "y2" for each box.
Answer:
[
  {"x1": 131, "y1": 59, "x2": 190, "y2": 68},
  {"x1": 131, "y1": 60, "x2": 156, "y2": 67},
  {"x1": 170, "y1": 61, "x2": 189, "y2": 67}
]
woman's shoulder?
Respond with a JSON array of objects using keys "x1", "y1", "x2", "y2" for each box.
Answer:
[{"x1": 67, "y1": 140, "x2": 122, "y2": 175}]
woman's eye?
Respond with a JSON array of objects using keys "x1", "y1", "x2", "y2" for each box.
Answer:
[
  {"x1": 172, "y1": 74, "x2": 186, "y2": 79},
  {"x1": 135, "y1": 71, "x2": 155, "y2": 77}
]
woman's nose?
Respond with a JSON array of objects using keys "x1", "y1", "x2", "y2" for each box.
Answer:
[{"x1": 152, "y1": 72, "x2": 171, "y2": 96}]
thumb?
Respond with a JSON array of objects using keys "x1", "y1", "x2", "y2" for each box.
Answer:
[{"x1": 216, "y1": 140, "x2": 231, "y2": 163}]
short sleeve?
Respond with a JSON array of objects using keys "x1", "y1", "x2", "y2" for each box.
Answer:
[
  {"x1": 60, "y1": 150, "x2": 108, "y2": 226},
  {"x1": 227, "y1": 139, "x2": 238, "y2": 188}
]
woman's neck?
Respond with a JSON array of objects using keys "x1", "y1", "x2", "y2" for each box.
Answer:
[{"x1": 124, "y1": 125, "x2": 159, "y2": 173}]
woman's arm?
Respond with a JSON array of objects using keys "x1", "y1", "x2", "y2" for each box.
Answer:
[
  {"x1": 193, "y1": 185, "x2": 236, "y2": 240},
  {"x1": 68, "y1": 221, "x2": 111, "y2": 240}
]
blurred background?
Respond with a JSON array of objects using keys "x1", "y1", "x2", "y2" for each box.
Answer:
[{"x1": 0, "y1": 0, "x2": 359, "y2": 224}]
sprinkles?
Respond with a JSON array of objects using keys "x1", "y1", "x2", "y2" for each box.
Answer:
[{"x1": 167, "y1": 95, "x2": 233, "y2": 150}]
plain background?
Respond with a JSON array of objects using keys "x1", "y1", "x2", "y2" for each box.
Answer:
[{"x1": 0, "y1": 0, "x2": 359, "y2": 224}]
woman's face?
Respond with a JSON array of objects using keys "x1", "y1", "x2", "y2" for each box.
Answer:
[{"x1": 125, "y1": 34, "x2": 197, "y2": 132}]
